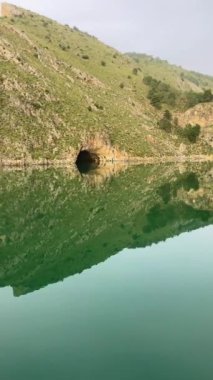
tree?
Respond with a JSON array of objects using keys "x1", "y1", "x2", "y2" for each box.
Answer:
[
  {"x1": 164, "y1": 110, "x2": 172, "y2": 121},
  {"x1": 158, "y1": 110, "x2": 173, "y2": 132},
  {"x1": 148, "y1": 89, "x2": 162, "y2": 109},
  {"x1": 184, "y1": 89, "x2": 213, "y2": 109},
  {"x1": 143, "y1": 76, "x2": 154, "y2": 85},
  {"x1": 182, "y1": 124, "x2": 201, "y2": 143},
  {"x1": 132, "y1": 68, "x2": 138, "y2": 75},
  {"x1": 144, "y1": 76, "x2": 177, "y2": 108},
  {"x1": 202, "y1": 89, "x2": 213, "y2": 103}
]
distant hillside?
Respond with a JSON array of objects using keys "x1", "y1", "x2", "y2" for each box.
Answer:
[
  {"x1": 0, "y1": 3, "x2": 212, "y2": 163},
  {"x1": 126, "y1": 53, "x2": 213, "y2": 92}
]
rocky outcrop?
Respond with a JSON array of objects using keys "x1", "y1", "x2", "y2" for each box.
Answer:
[
  {"x1": 76, "y1": 133, "x2": 129, "y2": 164},
  {"x1": 178, "y1": 103, "x2": 213, "y2": 128},
  {"x1": 0, "y1": 3, "x2": 22, "y2": 17},
  {"x1": 177, "y1": 103, "x2": 213, "y2": 147}
]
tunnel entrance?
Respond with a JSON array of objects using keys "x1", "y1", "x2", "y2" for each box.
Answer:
[{"x1": 76, "y1": 150, "x2": 100, "y2": 173}]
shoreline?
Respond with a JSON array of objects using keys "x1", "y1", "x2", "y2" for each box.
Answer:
[{"x1": 0, "y1": 154, "x2": 213, "y2": 169}]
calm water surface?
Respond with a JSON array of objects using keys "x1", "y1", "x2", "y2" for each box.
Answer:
[{"x1": 0, "y1": 163, "x2": 212, "y2": 380}]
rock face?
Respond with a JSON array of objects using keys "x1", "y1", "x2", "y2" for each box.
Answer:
[
  {"x1": 0, "y1": 3, "x2": 22, "y2": 17},
  {"x1": 178, "y1": 103, "x2": 213, "y2": 128},
  {"x1": 178, "y1": 103, "x2": 213, "y2": 147},
  {"x1": 76, "y1": 134, "x2": 129, "y2": 164}
]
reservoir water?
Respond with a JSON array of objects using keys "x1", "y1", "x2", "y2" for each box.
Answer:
[{"x1": 0, "y1": 163, "x2": 212, "y2": 380}]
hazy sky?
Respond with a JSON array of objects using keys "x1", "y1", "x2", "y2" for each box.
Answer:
[{"x1": 10, "y1": 0, "x2": 213, "y2": 75}]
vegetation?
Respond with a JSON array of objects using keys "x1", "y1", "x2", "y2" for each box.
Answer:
[
  {"x1": 158, "y1": 110, "x2": 201, "y2": 144},
  {"x1": 127, "y1": 53, "x2": 213, "y2": 93},
  {"x1": 0, "y1": 5, "x2": 212, "y2": 161},
  {"x1": 181, "y1": 124, "x2": 201, "y2": 143},
  {"x1": 143, "y1": 76, "x2": 177, "y2": 109},
  {"x1": 143, "y1": 75, "x2": 213, "y2": 111},
  {"x1": 183, "y1": 89, "x2": 213, "y2": 109},
  {"x1": 158, "y1": 110, "x2": 173, "y2": 132}
]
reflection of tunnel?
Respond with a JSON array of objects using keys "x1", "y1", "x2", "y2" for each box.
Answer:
[{"x1": 76, "y1": 150, "x2": 100, "y2": 173}]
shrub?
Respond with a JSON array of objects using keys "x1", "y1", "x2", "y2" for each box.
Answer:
[
  {"x1": 144, "y1": 76, "x2": 213, "y2": 110},
  {"x1": 132, "y1": 68, "x2": 138, "y2": 75},
  {"x1": 59, "y1": 43, "x2": 70, "y2": 51},
  {"x1": 164, "y1": 110, "x2": 172, "y2": 121},
  {"x1": 82, "y1": 54, "x2": 89, "y2": 60},
  {"x1": 180, "y1": 173, "x2": 199, "y2": 191},
  {"x1": 143, "y1": 76, "x2": 154, "y2": 86},
  {"x1": 158, "y1": 110, "x2": 173, "y2": 132},
  {"x1": 173, "y1": 117, "x2": 179, "y2": 127},
  {"x1": 94, "y1": 103, "x2": 104, "y2": 110},
  {"x1": 101, "y1": 60, "x2": 106, "y2": 66},
  {"x1": 202, "y1": 89, "x2": 213, "y2": 102},
  {"x1": 148, "y1": 91, "x2": 162, "y2": 109},
  {"x1": 182, "y1": 124, "x2": 201, "y2": 143},
  {"x1": 143, "y1": 76, "x2": 177, "y2": 108},
  {"x1": 184, "y1": 89, "x2": 213, "y2": 109},
  {"x1": 119, "y1": 82, "x2": 124, "y2": 89}
]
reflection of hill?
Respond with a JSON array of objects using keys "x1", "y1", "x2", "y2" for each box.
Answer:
[{"x1": 0, "y1": 163, "x2": 212, "y2": 296}]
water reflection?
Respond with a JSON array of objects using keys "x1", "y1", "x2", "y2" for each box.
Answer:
[
  {"x1": 0, "y1": 162, "x2": 212, "y2": 296},
  {"x1": 157, "y1": 172, "x2": 200, "y2": 204}
]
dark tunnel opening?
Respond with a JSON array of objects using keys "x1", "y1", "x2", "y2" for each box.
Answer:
[{"x1": 76, "y1": 150, "x2": 100, "y2": 173}]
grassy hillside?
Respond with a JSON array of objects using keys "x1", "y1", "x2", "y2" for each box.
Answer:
[
  {"x1": 0, "y1": 4, "x2": 212, "y2": 162},
  {"x1": 127, "y1": 53, "x2": 213, "y2": 92}
]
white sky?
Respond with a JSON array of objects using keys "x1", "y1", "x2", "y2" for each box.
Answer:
[{"x1": 8, "y1": 0, "x2": 213, "y2": 75}]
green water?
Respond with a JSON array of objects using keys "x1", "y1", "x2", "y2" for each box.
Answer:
[{"x1": 0, "y1": 163, "x2": 213, "y2": 379}]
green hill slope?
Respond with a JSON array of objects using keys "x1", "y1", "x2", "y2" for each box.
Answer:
[
  {"x1": 127, "y1": 53, "x2": 213, "y2": 92},
  {"x1": 0, "y1": 4, "x2": 212, "y2": 162}
]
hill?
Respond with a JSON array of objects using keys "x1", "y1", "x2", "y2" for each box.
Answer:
[
  {"x1": 126, "y1": 53, "x2": 213, "y2": 93},
  {"x1": 0, "y1": 3, "x2": 213, "y2": 164}
]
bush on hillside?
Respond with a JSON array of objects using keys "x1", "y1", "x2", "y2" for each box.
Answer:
[
  {"x1": 59, "y1": 43, "x2": 70, "y2": 51},
  {"x1": 158, "y1": 110, "x2": 173, "y2": 132},
  {"x1": 184, "y1": 89, "x2": 213, "y2": 109},
  {"x1": 181, "y1": 124, "x2": 201, "y2": 143},
  {"x1": 202, "y1": 89, "x2": 213, "y2": 102},
  {"x1": 143, "y1": 76, "x2": 154, "y2": 86},
  {"x1": 132, "y1": 68, "x2": 138, "y2": 75},
  {"x1": 144, "y1": 75, "x2": 213, "y2": 110},
  {"x1": 143, "y1": 76, "x2": 177, "y2": 109}
]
